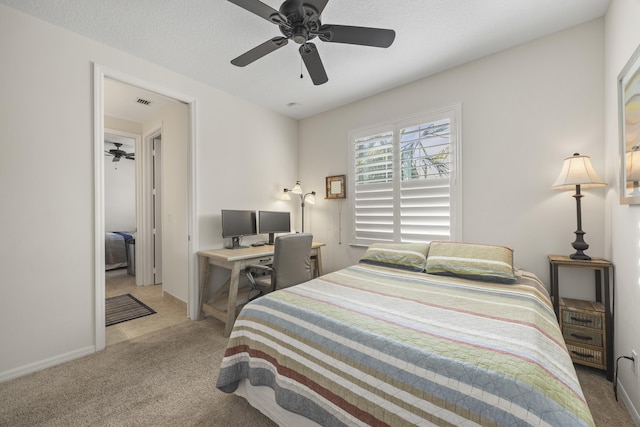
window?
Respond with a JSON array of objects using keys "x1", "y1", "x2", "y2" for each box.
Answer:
[{"x1": 349, "y1": 105, "x2": 461, "y2": 245}]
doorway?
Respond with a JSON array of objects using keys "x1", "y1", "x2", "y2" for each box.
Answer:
[
  {"x1": 94, "y1": 64, "x2": 198, "y2": 352},
  {"x1": 104, "y1": 129, "x2": 138, "y2": 277}
]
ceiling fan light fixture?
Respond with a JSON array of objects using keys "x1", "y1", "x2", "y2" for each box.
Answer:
[{"x1": 292, "y1": 26, "x2": 309, "y2": 44}]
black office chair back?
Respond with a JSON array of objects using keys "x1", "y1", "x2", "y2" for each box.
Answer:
[{"x1": 272, "y1": 233, "x2": 313, "y2": 290}]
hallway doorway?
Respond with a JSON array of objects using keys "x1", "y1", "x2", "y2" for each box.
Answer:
[{"x1": 94, "y1": 64, "x2": 197, "y2": 352}]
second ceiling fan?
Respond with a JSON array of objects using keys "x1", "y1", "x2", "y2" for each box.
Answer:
[
  {"x1": 105, "y1": 143, "x2": 134, "y2": 162},
  {"x1": 228, "y1": 0, "x2": 396, "y2": 85}
]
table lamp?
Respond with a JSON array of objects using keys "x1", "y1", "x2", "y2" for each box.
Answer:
[{"x1": 551, "y1": 153, "x2": 606, "y2": 260}]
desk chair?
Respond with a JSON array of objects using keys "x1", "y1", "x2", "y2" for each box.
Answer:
[{"x1": 246, "y1": 233, "x2": 313, "y2": 297}]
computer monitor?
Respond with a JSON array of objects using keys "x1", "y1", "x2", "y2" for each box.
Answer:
[
  {"x1": 258, "y1": 210, "x2": 291, "y2": 245},
  {"x1": 221, "y1": 209, "x2": 257, "y2": 249}
]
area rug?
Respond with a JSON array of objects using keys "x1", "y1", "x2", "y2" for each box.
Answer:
[{"x1": 106, "y1": 293, "x2": 156, "y2": 326}]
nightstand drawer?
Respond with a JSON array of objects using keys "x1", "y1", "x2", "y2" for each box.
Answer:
[
  {"x1": 562, "y1": 326, "x2": 603, "y2": 347},
  {"x1": 566, "y1": 343, "x2": 605, "y2": 368},
  {"x1": 560, "y1": 298, "x2": 604, "y2": 330}
]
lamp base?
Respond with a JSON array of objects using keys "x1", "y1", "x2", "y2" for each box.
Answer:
[
  {"x1": 570, "y1": 252, "x2": 591, "y2": 261},
  {"x1": 570, "y1": 230, "x2": 591, "y2": 261}
]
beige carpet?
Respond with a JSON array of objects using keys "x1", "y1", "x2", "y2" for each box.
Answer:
[
  {"x1": 0, "y1": 317, "x2": 633, "y2": 426},
  {"x1": 575, "y1": 364, "x2": 634, "y2": 426},
  {"x1": 0, "y1": 317, "x2": 275, "y2": 427}
]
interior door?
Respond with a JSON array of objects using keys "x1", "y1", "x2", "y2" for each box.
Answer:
[{"x1": 152, "y1": 136, "x2": 163, "y2": 285}]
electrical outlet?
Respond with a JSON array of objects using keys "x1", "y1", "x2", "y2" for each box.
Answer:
[{"x1": 633, "y1": 350, "x2": 638, "y2": 374}]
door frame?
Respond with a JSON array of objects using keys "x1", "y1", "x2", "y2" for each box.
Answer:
[{"x1": 93, "y1": 63, "x2": 198, "y2": 351}]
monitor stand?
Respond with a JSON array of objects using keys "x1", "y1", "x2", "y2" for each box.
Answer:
[
  {"x1": 225, "y1": 236, "x2": 247, "y2": 250},
  {"x1": 267, "y1": 233, "x2": 275, "y2": 245}
]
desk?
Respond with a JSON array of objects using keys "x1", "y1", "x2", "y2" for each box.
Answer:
[
  {"x1": 548, "y1": 255, "x2": 614, "y2": 380},
  {"x1": 198, "y1": 242, "x2": 325, "y2": 337}
]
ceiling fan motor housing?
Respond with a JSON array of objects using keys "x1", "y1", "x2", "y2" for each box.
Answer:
[{"x1": 278, "y1": 1, "x2": 320, "y2": 44}]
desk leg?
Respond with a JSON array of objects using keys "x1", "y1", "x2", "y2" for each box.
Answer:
[
  {"x1": 315, "y1": 248, "x2": 323, "y2": 277},
  {"x1": 198, "y1": 255, "x2": 211, "y2": 321},
  {"x1": 224, "y1": 263, "x2": 241, "y2": 337}
]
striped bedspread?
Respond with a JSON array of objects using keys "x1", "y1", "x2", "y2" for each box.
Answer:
[{"x1": 217, "y1": 263, "x2": 594, "y2": 426}]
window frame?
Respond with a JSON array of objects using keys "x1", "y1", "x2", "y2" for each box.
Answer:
[{"x1": 347, "y1": 105, "x2": 462, "y2": 246}]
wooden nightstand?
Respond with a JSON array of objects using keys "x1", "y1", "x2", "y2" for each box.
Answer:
[
  {"x1": 548, "y1": 255, "x2": 614, "y2": 380},
  {"x1": 560, "y1": 298, "x2": 606, "y2": 370}
]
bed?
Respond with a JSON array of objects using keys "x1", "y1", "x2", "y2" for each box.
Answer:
[
  {"x1": 216, "y1": 242, "x2": 595, "y2": 426},
  {"x1": 105, "y1": 232, "x2": 134, "y2": 270}
]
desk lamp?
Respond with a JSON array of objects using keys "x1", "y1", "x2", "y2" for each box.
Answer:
[
  {"x1": 551, "y1": 153, "x2": 606, "y2": 260},
  {"x1": 283, "y1": 181, "x2": 316, "y2": 232}
]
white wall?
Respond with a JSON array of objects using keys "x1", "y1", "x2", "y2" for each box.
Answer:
[
  {"x1": 0, "y1": 4, "x2": 297, "y2": 380},
  {"x1": 105, "y1": 116, "x2": 143, "y2": 136},
  {"x1": 299, "y1": 19, "x2": 606, "y2": 294},
  {"x1": 605, "y1": 0, "x2": 640, "y2": 422}
]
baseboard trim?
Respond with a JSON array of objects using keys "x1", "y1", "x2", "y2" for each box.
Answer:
[
  {"x1": 0, "y1": 345, "x2": 95, "y2": 383},
  {"x1": 617, "y1": 379, "x2": 640, "y2": 426},
  {"x1": 163, "y1": 290, "x2": 187, "y2": 311}
]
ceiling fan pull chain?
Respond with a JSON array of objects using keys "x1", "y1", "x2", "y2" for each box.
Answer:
[{"x1": 300, "y1": 56, "x2": 304, "y2": 79}]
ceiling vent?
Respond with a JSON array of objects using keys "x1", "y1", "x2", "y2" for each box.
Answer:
[{"x1": 136, "y1": 98, "x2": 151, "y2": 106}]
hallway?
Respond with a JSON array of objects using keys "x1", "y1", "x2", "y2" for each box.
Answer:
[{"x1": 105, "y1": 269, "x2": 188, "y2": 346}]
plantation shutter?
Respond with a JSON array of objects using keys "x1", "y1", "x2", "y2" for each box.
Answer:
[
  {"x1": 353, "y1": 131, "x2": 395, "y2": 242},
  {"x1": 350, "y1": 108, "x2": 459, "y2": 246},
  {"x1": 399, "y1": 119, "x2": 451, "y2": 242},
  {"x1": 399, "y1": 176, "x2": 450, "y2": 242}
]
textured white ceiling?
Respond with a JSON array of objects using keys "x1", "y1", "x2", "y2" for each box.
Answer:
[{"x1": 1, "y1": 0, "x2": 611, "y2": 119}]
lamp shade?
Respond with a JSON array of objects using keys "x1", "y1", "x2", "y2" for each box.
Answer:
[
  {"x1": 626, "y1": 149, "x2": 640, "y2": 181},
  {"x1": 551, "y1": 153, "x2": 606, "y2": 191},
  {"x1": 306, "y1": 192, "x2": 316, "y2": 205},
  {"x1": 291, "y1": 181, "x2": 302, "y2": 194}
]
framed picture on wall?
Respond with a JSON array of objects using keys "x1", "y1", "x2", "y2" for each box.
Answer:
[
  {"x1": 326, "y1": 175, "x2": 346, "y2": 199},
  {"x1": 618, "y1": 42, "x2": 640, "y2": 205}
]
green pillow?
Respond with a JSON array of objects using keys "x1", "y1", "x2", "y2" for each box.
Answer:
[
  {"x1": 425, "y1": 241, "x2": 516, "y2": 284},
  {"x1": 359, "y1": 243, "x2": 429, "y2": 272}
]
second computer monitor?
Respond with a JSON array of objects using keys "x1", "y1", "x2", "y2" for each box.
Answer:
[{"x1": 258, "y1": 210, "x2": 291, "y2": 245}]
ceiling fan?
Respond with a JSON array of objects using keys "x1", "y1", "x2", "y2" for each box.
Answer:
[
  {"x1": 228, "y1": 0, "x2": 396, "y2": 85},
  {"x1": 105, "y1": 143, "x2": 135, "y2": 162}
]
